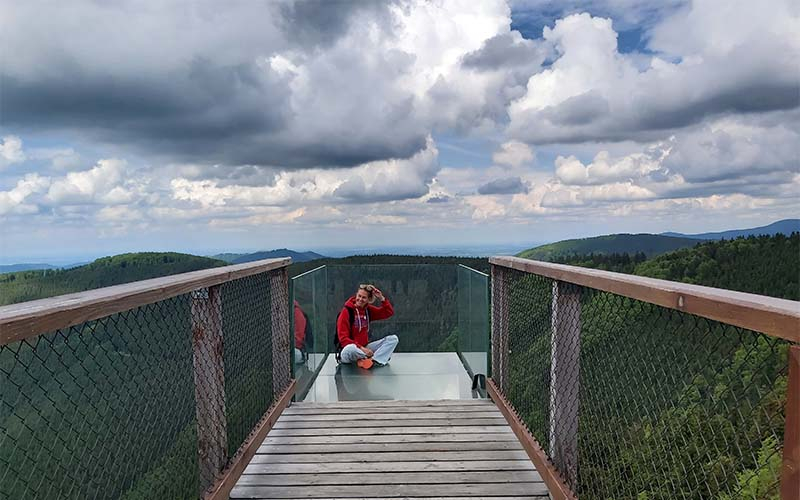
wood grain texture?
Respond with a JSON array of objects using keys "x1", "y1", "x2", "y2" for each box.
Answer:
[
  {"x1": 204, "y1": 379, "x2": 296, "y2": 500},
  {"x1": 263, "y1": 433, "x2": 517, "y2": 445},
  {"x1": 267, "y1": 425, "x2": 515, "y2": 437},
  {"x1": 230, "y1": 483, "x2": 549, "y2": 498},
  {"x1": 490, "y1": 256, "x2": 800, "y2": 342},
  {"x1": 249, "y1": 450, "x2": 531, "y2": 464},
  {"x1": 236, "y1": 470, "x2": 542, "y2": 486},
  {"x1": 283, "y1": 405, "x2": 496, "y2": 415},
  {"x1": 242, "y1": 460, "x2": 535, "y2": 474},
  {"x1": 488, "y1": 379, "x2": 577, "y2": 500},
  {"x1": 257, "y1": 441, "x2": 524, "y2": 454},
  {"x1": 781, "y1": 346, "x2": 800, "y2": 500},
  {"x1": 272, "y1": 417, "x2": 508, "y2": 429},
  {"x1": 0, "y1": 257, "x2": 291, "y2": 346},
  {"x1": 277, "y1": 411, "x2": 503, "y2": 421},
  {"x1": 231, "y1": 399, "x2": 550, "y2": 499}
]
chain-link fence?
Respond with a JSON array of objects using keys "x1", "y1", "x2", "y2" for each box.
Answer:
[
  {"x1": 0, "y1": 264, "x2": 291, "y2": 499},
  {"x1": 491, "y1": 263, "x2": 796, "y2": 499}
]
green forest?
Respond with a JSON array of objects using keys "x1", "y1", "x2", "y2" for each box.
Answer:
[
  {"x1": 1, "y1": 235, "x2": 797, "y2": 498},
  {"x1": 518, "y1": 233, "x2": 701, "y2": 261},
  {"x1": 508, "y1": 233, "x2": 798, "y2": 499}
]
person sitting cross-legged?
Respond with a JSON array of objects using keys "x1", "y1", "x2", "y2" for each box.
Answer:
[{"x1": 336, "y1": 284, "x2": 398, "y2": 369}]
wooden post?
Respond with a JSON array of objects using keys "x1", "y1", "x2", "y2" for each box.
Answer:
[
  {"x1": 191, "y1": 285, "x2": 227, "y2": 493},
  {"x1": 491, "y1": 265, "x2": 510, "y2": 393},
  {"x1": 269, "y1": 268, "x2": 291, "y2": 397},
  {"x1": 549, "y1": 280, "x2": 581, "y2": 489},
  {"x1": 781, "y1": 346, "x2": 800, "y2": 499}
]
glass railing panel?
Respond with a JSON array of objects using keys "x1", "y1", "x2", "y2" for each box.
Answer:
[
  {"x1": 326, "y1": 264, "x2": 459, "y2": 353},
  {"x1": 291, "y1": 265, "x2": 328, "y2": 399},
  {"x1": 457, "y1": 265, "x2": 489, "y2": 378}
]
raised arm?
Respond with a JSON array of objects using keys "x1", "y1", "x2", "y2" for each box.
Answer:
[{"x1": 368, "y1": 296, "x2": 394, "y2": 320}]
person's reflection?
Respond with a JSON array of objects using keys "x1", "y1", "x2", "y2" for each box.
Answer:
[
  {"x1": 333, "y1": 363, "x2": 393, "y2": 401},
  {"x1": 293, "y1": 300, "x2": 313, "y2": 364}
]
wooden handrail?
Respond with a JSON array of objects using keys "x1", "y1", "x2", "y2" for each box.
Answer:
[
  {"x1": 0, "y1": 257, "x2": 291, "y2": 346},
  {"x1": 490, "y1": 256, "x2": 800, "y2": 343}
]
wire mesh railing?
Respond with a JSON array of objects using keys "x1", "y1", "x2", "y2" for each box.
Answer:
[
  {"x1": 0, "y1": 259, "x2": 292, "y2": 500},
  {"x1": 489, "y1": 257, "x2": 799, "y2": 499}
]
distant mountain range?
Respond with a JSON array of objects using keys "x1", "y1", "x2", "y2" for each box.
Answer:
[
  {"x1": 518, "y1": 219, "x2": 799, "y2": 261},
  {"x1": 0, "y1": 261, "x2": 88, "y2": 273},
  {"x1": 210, "y1": 248, "x2": 327, "y2": 264},
  {"x1": 661, "y1": 218, "x2": 799, "y2": 240},
  {"x1": 517, "y1": 234, "x2": 701, "y2": 261}
]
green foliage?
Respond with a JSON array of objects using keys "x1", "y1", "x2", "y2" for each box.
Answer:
[
  {"x1": 509, "y1": 233, "x2": 798, "y2": 498},
  {"x1": 635, "y1": 233, "x2": 800, "y2": 300}
]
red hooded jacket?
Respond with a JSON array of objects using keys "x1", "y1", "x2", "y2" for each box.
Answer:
[{"x1": 336, "y1": 296, "x2": 394, "y2": 349}]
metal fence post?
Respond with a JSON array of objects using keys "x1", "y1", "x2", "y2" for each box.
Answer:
[
  {"x1": 269, "y1": 268, "x2": 291, "y2": 397},
  {"x1": 190, "y1": 285, "x2": 227, "y2": 493},
  {"x1": 491, "y1": 265, "x2": 509, "y2": 393},
  {"x1": 549, "y1": 280, "x2": 581, "y2": 489}
]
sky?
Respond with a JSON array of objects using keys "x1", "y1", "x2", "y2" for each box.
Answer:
[{"x1": 1, "y1": 0, "x2": 798, "y2": 262}]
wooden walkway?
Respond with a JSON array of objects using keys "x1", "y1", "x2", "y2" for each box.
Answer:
[{"x1": 230, "y1": 399, "x2": 548, "y2": 499}]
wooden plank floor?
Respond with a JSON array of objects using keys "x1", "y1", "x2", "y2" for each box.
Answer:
[{"x1": 230, "y1": 399, "x2": 549, "y2": 499}]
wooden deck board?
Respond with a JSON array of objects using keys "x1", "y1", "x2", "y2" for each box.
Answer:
[{"x1": 231, "y1": 399, "x2": 550, "y2": 499}]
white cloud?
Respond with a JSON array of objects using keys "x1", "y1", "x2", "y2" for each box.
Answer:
[
  {"x1": 46, "y1": 159, "x2": 138, "y2": 205},
  {"x1": 172, "y1": 137, "x2": 440, "y2": 207},
  {"x1": 555, "y1": 143, "x2": 670, "y2": 185},
  {"x1": 0, "y1": 174, "x2": 49, "y2": 215},
  {"x1": 0, "y1": 136, "x2": 26, "y2": 168},
  {"x1": 492, "y1": 140, "x2": 534, "y2": 168},
  {"x1": 508, "y1": 4, "x2": 800, "y2": 144}
]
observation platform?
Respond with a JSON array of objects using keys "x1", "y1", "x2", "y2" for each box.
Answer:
[
  {"x1": 231, "y1": 399, "x2": 548, "y2": 499},
  {"x1": 301, "y1": 352, "x2": 478, "y2": 402}
]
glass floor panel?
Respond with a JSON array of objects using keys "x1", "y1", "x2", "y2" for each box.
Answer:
[{"x1": 301, "y1": 352, "x2": 483, "y2": 402}]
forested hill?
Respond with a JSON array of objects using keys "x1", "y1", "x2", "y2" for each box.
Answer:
[
  {"x1": 635, "y1": 233, "x2": 800, "y2": 300},
  {"x1": 0, "y1": 253, "x2": 226, "y2": 306},
  {"x1": 556, "y1": 233, "x2": 799, "y2": 301},
  {"x1": 518, "y1": 233, "x2": 700, "y2": 261}
]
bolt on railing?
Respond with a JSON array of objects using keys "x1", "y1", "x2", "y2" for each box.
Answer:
[
  {"x1": 488, "y1": 256, "x2": 800, "y2": 500},
  {"x1": 0, "y1": 258, "x2": 294, "y2": 500}
]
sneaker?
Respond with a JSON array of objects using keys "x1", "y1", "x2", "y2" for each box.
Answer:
[
  {"x1": 356, "y1": 358, "x2": 373, "y2": 369},
  {"x1": 372, "y1": 360, "x2": 385, "y2": 367}
]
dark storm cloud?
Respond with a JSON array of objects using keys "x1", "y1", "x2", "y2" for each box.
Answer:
[
  {"x1": 278, "y1": 0, "x2": 399, "y2": 48},
  {"x1": 0, "y1": 0, "x2": 433, "y2": 170},
  {"x1": 541, "y1": 91, "x2": 609, "y2": 126},
  {"x1": 461, "y1": 33, "x2": 543, "y2": 70},
  {"x1": 638, "y1": 82, "x2": 800, "y2": 131},
  {"x1": 1, "y1": 58, "x2": 294, "y2": 162},
  {"x1": 478, "y1": 177, "x2": 529, "y2": 195}
]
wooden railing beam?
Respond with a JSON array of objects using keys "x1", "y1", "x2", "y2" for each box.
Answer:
[
  {"x1": 490, "y1": 256, "x2": 800, "y2": 342},
  {"x1": 782, "y1": 346, "x2": 800, "y2": 500},
  {"x1": 0, "y1": 257, "x2": 291, "y2": 346}
]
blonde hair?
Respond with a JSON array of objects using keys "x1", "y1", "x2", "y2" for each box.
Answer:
[{"x1": 358, "y1": 283, "x2": 377, "y2": 303}]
